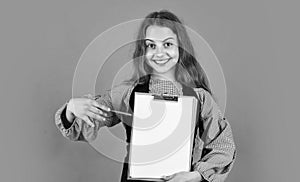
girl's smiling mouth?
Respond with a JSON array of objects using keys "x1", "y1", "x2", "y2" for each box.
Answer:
[{"x1": 153, "y1": 58, "x2": 171, "y2": 65}]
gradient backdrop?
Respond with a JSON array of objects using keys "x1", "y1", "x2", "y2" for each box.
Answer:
[{"x1": 0, "y1": 0, "x2": 299, "y2": 182}]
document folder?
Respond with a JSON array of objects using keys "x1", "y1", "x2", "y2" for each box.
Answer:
[{"x1": 127, "y1": 92, "x2": 199, "y2": 181}]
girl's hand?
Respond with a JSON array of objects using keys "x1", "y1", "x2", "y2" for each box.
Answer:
[
  {"x1": 162, "y1": 171, "x2": 202, "y2": 182},
  {"x1": 66, "y1": 97, "x2": 112, "y2": 127}
]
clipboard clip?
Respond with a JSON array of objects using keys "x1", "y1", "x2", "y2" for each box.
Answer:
[{"x1": 153, "y1": 93, "x2": 178, "y2": 101}]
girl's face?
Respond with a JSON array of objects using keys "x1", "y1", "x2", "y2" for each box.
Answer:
[{"x1": 144, "y1": 25, "x2": 179, "y2": 80}]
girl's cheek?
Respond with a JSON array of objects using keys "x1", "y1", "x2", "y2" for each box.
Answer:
[
  {"x1": 168, "y1": 49, "x2": 176, "y2": 56},
  {"x1": 145, "y1": 51, "x2": 154, "y2": 60},
  {"x1": 168, "y1": 49, "x2": 179, "y2": 58},
  {"x1": 145, "y1": 53, "x2": 150, "y2": 61}
]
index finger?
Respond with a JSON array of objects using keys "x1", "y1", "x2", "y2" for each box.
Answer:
[{"x1": 90, "y1": 100, "x2": 111, "y2": 112}]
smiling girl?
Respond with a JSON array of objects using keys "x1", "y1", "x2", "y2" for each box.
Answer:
[{"x1": 55, "y1": 10, "x2": 236, "y2": 182}]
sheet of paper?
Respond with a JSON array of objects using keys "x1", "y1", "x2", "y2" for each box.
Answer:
[{"x1": 128, "y1": 93, "x2": 198, "y2": 180}]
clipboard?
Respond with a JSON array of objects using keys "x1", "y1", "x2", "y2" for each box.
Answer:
[{"x1": 127, "y1": 92, "x2": 199, "y2": 181}]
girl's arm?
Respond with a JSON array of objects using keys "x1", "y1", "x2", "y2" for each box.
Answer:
[
  {"x1": 192, "y1": 88, "x2": 236, "y2": 182},
  {"x1": 54, "y1": 90, "x2": 121, "y2": 142}
]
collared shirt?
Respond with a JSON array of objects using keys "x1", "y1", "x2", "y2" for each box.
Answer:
[{"x1": 55, "y1": 76, "x2": 236, "y2": 182}]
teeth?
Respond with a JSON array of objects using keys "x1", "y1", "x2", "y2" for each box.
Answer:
[{"x1": 154, "y1": 59, "x2": 169, "y2": 64}]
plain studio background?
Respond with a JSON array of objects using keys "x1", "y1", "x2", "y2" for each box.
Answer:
[{"x1": 0, "y1": 0, "x2": 299, "y2": 181}]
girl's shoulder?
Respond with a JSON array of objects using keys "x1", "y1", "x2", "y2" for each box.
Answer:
[{"x1": 192, "y1": 87, "x2": 212, "y2": 104}]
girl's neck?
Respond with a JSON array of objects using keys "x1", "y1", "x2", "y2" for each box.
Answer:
[{"x1": 150, "y1": 74, "x2": 177, "y2": 82}]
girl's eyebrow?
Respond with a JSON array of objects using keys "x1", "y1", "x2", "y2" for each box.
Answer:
[{"x1": 145, "y1": 37, "x2": 174, "y2": 42}]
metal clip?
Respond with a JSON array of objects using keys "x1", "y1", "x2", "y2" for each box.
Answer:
[{"x1": 153, "y1": 94, "x2": 178, "y2": 101}]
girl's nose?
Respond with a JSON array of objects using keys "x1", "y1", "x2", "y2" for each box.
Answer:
[
  {"x1": 155, "y1": 52, "x2": 165, "y2": 58},
  {"x1": 155, "y1": 46, "x2": 165, "y2": 57}
]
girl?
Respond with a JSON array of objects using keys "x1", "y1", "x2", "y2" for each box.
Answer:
[{"x1": 55, "y1": 10, "x2": 236, "y2": 182}]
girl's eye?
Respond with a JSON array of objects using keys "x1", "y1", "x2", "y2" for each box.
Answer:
[
  {"x1": 146, "y1": 43, "x2": 156, "y2": 49},
  {"x1": 164, "y1": 42, "x2": 173, "y2": 48}
]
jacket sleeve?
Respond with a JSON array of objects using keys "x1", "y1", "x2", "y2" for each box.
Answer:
[
  {"x1": 54, "y1": 89, "x2": 121, "y2": 143},
  {"x1": 192, "y1": 88, "x2": 236, "y2": 182}
]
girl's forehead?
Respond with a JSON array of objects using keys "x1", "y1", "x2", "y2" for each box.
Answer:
[{"x1": 145, "y1": 25, "x2": 177, "y2": 41}]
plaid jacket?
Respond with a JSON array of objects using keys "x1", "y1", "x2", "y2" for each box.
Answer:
[{"x1": 55, "y1": 77, "x2": 236, "y2": 182}]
